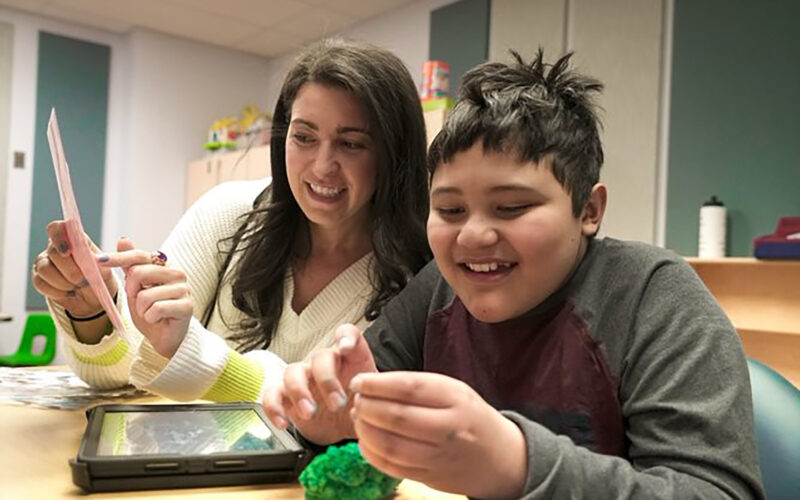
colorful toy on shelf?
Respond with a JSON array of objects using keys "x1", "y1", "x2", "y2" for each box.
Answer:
[
  {"x1": 203, "y1": 117, "x2": 240, "y2": 152},
  {"x1": 237, "y1": 104, "x2": 272, "y2": 149},
  {"x1": 420, "y1": 60, "x2": 450, "y2": 100},
  {"x1": 298, "y1": 442, "x2": 401, "y2": 500}
]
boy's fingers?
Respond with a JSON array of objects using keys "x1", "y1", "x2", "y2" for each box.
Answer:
[
  {"x1": 350, "y1": 371, "x2": 453, "y2": 408},
  {"x1": 283, "y1": 362, "x2": 318, "y2": 420},
  {"x1": 262, "y1": 386, "x2": 291, "y2": 429},
  {"x1": 353, "y1": 416, "x2": 438, "y2": 468},
  {"x1": 333, "y1": 323, "x2": 361, "y2": 352},
  {"x1": 352, "y1": 393, "x2": 454, "y2": 444},
  {"x1": 309, "y1": 349, "x2": 348, "y2": 411},
  {"x1": 358, "y1": 436, "x2": 430, "y2": 481},
  {"x1": 334, "y1": 323, "x2": 378, "y2": 375},
  {"x1": 46, "y1": 220, "x2": 71, "y2": 255}
]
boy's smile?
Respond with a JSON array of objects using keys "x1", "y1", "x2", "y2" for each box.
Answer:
[{"x1": 427, "y1": 144, "x2": 605, "y2": 323}]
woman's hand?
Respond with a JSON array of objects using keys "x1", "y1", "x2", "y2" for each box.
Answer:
[
  {"x1": 262, "y1": 324, "x2": 378, "y2": 445},
  {"x1": 98, "y1": 238, "x2": 192, "y2": 359},
  {"x1": 31, "y1": 220, "x2": 117, "y2": 317},
  {"x1": 349, "y1": 372, "x2": 528, "y2": 499}
]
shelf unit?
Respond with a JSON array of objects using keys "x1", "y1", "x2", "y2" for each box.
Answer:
[
  {"x1": 686, "y1": 257, "x2": 800, "y2": 387},
  {"x1": 185, "y1": 145, "x2": 270, "y2": 208}
]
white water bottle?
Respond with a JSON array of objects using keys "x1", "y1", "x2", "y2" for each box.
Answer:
[{"x1": 698, "y1": 196, "x2": 726, "y2": 258}]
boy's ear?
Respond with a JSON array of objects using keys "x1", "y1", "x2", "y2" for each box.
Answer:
[{"x1": 580, "y1": 183, "x2": 607, "y2": 236}]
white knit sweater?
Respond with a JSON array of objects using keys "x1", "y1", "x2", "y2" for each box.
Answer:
[{"x1": 48, "y1": 179, "x2": 375, "y2": 402}]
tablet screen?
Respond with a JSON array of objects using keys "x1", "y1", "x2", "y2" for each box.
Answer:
[{"x1": 96, "y1": 408, "x2": 282, "y2": 456}]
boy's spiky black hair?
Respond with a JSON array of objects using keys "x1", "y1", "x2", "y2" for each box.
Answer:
[{"x1": 428, "y1": 49, "x2": 604, "y2": 215}]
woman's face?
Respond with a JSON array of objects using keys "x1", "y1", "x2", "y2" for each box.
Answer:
[{"x1": 285, "y1": 83, "x2": 378, "y2": 235}]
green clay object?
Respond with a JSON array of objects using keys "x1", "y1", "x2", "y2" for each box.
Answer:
[{"x1": 299, "y1": 442, "x2": 401, "y2": 500}]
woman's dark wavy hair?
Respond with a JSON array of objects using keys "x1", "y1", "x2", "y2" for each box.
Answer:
[
  {"x1": 202, "y1": 39, "x2": 431, "y2": 352},
  {"x1": 428, "y1": 49, "x2": 604, "y2": 216}
]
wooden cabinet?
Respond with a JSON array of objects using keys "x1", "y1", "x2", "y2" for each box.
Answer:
[
  {"x1": 422, "y1": 97, "x2": 453, "y2": 147},
  {"x1": 244, "y1": 143, "x2": 271, "y2": 180},
  {"x1": 424, "y1": 107, "x2": 449, "y2": 146},
  {"x1": 185, "y1": 145, "x2": 270, "y2": 208},
  {"x1": 185, "y1": 157, "x2": 219, "y2": 208},
  {"x1": 687, "y1": 257, "x2": 800, "y2": 387}
]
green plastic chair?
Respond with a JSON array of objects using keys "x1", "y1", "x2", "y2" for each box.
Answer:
[
  {"x1": 746, "y1": 358, "x2": 800, "y2": 500},
  {"x1": 0, "y1": 313, "x2": 57, "y2": 366}
]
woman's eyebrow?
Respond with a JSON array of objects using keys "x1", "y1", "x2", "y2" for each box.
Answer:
[
  {"x1": 290, "y1": 118, "x2": 317, "y2": 130},
  {"x1": 291, "y1": 119, "x2": 370, "y2": 137},
  {"x1": 337, "y1": 126, "x2": 371, "y2": 136}
]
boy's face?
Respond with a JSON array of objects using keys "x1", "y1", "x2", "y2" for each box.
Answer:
[{"x1": 427, "y1": 144, "x2": 604, "y2": 323}]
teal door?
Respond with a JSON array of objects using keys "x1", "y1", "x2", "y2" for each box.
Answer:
[{"x1": 26, "y1": 32, "x2": 110, "y2": 310}]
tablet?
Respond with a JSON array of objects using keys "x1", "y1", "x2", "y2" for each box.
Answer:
[{"x1": 70, "y1": 403, "x2": 307, "y2": 492}]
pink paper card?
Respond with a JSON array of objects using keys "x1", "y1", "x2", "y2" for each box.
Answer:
[{"x1": 47, "y1": 109, "x2": 127, "y2": 335}]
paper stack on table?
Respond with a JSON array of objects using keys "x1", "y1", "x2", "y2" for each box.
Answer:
[{"x1": 0, "y1": 367, "x2": 148, "y2": 410}]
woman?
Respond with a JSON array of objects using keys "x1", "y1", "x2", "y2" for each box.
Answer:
[{"x1": 31, "y1": 39, "x2": 431, "y2": 402}]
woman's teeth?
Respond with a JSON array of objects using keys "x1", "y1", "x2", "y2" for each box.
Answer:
[
  {"x1": 464, "y1": 262, "x2": 512, "y2": 272},
  {"x1": 309, "y1": 182, "x2": 344, "y2": 198}
]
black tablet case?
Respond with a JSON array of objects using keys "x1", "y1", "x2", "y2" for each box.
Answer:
[{"x1": 70, "y1": 402, "x2": 308, "y2": 492}]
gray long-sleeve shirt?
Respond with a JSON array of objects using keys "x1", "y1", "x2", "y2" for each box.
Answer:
[{"x1": 365, "y1": 237, "x2": 764, "y2": 499}]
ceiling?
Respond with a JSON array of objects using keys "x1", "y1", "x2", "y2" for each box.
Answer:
[{"x1": 0, "y1": 0, "x2": 421, "y2": 57}]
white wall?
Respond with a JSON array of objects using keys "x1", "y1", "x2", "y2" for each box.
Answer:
[
  {"x1": 119, "y1": 29, "x2": 270, "y2": 251},
  {"x1": 490, "y1": 0, "x2": 566, "y2": 60},
  {"x1": 571, "y1": 0, "x2": 665, "y2": 245},
  {"x1": 0, "y1": 21, "x2": 12, "y2": 307},
  {"x1": 0, "y1": 9, "x2": 270, "y2": 358},
  {"x1": 262, "y1": 0, "x2": 456, "y2": 110}
]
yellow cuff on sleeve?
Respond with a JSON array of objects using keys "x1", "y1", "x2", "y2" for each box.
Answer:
[
  {"x1": 71, "y1": 341, "x2": 129, "y2": 367},
  {"x1": 202, "y1": 351, "x2": 264, "y2": 403}
]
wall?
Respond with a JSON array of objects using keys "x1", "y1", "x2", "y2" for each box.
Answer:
[
  {"x1": 0, "y1": 21, "x2": 11, "y2": 306},
  {"x1": 489, "y1": 0, "x2": 667, "y2": 245},
  {"x1": 490, "y1": 0, "x2": 566, "y2": 59},
  {"x1": 119, "y1": 29, "x2": 270, "y2": 252},
  {"x1": 262, "y1": 0, "x2": 457, "y2": 110},
  {"x1": 571, "y1": 0, "x2": 665, "y2": 245}
]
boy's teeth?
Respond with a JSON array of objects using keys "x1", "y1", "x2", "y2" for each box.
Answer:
[
  {"x1": 309, "y1": 183, "x2": 343, "y2": 197},
  {"x1": 465, "y1": 262, "x2": 510, "y2": 272}
]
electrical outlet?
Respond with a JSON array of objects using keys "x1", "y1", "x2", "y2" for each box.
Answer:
[{"x1": 13, "y1": 151, "x2": 24, "y2": 168}]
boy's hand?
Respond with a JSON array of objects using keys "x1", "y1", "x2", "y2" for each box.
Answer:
[
  {"x1": 262, "y1": 324, "x2": 378, "y2": 445},
  {"x1": 349, "y1": 372, "x2": 528, "y2": 499}
]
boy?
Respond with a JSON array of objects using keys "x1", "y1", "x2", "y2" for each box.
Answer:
[{"x1": 264, "y1": 51, "x2": 764, "y2": 499}]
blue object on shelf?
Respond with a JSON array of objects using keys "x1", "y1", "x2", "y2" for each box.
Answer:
[
  {"x1": 0, "y1": 313, "x2": 57, "y2": 366},
  {"x1": 753, "y1": 216, "x2": 800, "y2": 259}
]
